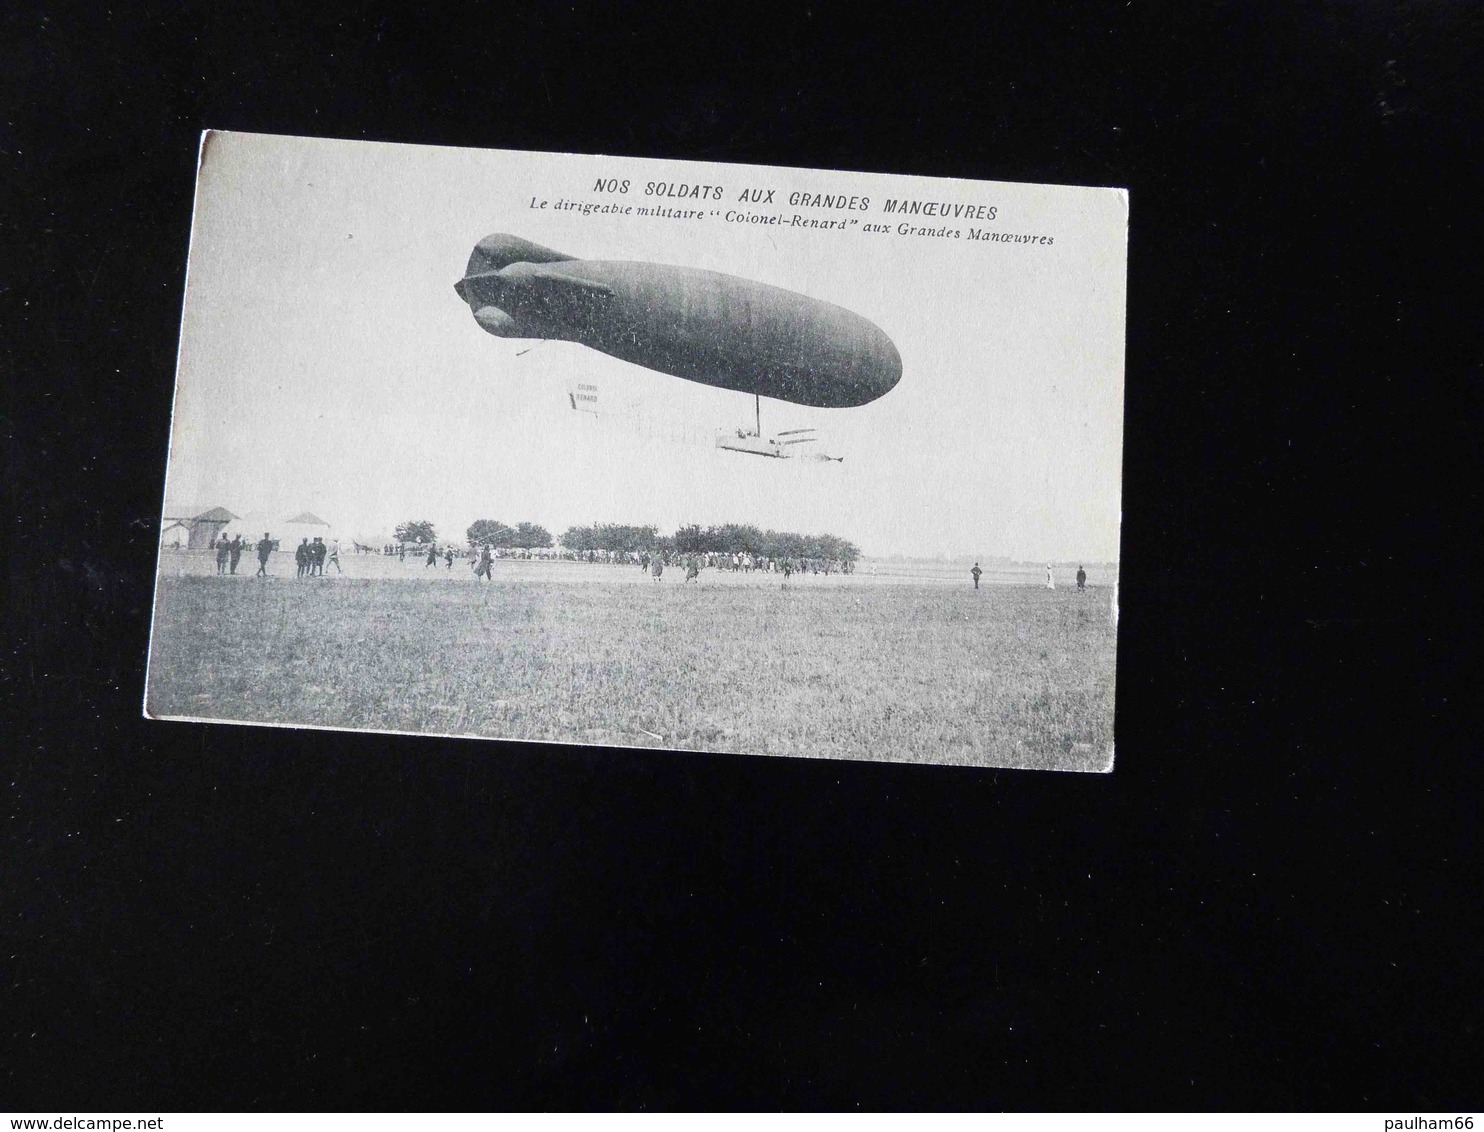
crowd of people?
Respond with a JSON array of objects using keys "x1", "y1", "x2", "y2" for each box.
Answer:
[
  {"x1": 293, "y1": 536, "x2": 340, "y2": 577},
  {"x1": 626, "y1": 549, "x2": 848, "y2": 580},
  {"x1": 203, "y1": 533, "x2": 341, "y2": 578},
  {"x1": 200, "y1": 532, "x2": 1099, "y2": 593},
  {"x1": 465, "y1": 545, "x2": 854, "y2": 576},
  {"x1": 205, "y1": 536, "x2": 853, "y2": 585}
]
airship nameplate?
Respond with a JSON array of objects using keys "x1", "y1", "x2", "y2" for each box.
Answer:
[{"x1": 147, "y1": 131, "x2": 1127, "y2": 772}]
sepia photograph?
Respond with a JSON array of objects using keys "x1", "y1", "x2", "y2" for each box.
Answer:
[{"x1": 146, "y1": 131, "x2": 1127, "y2": 770}]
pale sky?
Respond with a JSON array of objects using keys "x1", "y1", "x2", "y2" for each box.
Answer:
[{"x1": 163, "y1": 132, "x2": 1126, "y2": 560}]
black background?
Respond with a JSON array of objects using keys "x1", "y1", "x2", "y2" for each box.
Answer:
[{"x1": 5, "y1": 1, "x2": 1480, "y2": 1111}]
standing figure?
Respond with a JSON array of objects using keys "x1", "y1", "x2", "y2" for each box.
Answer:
[
  {"x1": 685, "y1": 558, "x2": 701, "y2": 583},
  {"x1": 651, "y1": 557, "x2": 664, "y2": 581},
  {"x1": 1045, "y1": 564, "x2": 1055, "y2": 590},
  {"x1": 327, "y1": 539, "x2": 342, "y2": 573},
  {"x1": 295, "y1": 538, "x2": 310, "y2": 578},
  {"x1": 255, "y1": 532, "x2": 273, "y2": 576},
  {"x1": 426, "y1": 544, "x2": 438, "y2": 568},
  {"x1": 399, "y1": 543, "x2": 406, "y2": 562},
  {"x1": 971, "y1": 562, "x2": 982, "y2": 590},
  {"x1": 312, "y1": 537, "x2": 327, "y2": 576},
  {"x1": 1076, "y1": 565, "x2": 1086, "y2": 591},
  {"x1": 228, "y1": 535, "x2": 243, "y2": 575},
  {"x1": 445, "y1": 547, "x2": 454, "y2": 569},
  {"x1": 475, "y1": 543, "x2": 493, "y2": 581},
  {"x1": 215, "y1": 536, "x2": 230, "y2": 575}
]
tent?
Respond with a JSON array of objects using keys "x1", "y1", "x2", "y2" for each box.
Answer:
[
  {"x1": 172, "y1": 505, "x2": 238, "y2": 550},
  {"x1": 280, "y1": 510, "x2": 334, "y2": 554},
  {"x1": 159, "y1": 519, "x2": 191, "y2": 550}
]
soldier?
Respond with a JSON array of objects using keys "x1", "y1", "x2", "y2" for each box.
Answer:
[
  {"x1": 311, "y1": 536, "x2": 326, "y2": 575},
  {"x1": 651, "y1": 557, "x2": 664, "y2": 581},
  {"x1": 685, "y1": 558, "x2": 701, "y2": 583},
  {"x1": 426, "y1": 543, "x2": 438, "y2": 568},
  {"x1": 474, "y1": 543, "x2": 493, "y2": 581},
  {"x1": 255, "y1": 532, "x2": 274, "y2": 576},
  {"x1": 971, "y1": 562, "x2": 982, "y2": 590},
  {"x1": 295, "y1": 538, "x2": 310, "y2": 578},
  {"x1": 1076, "y1": 565, "x2": 1087, "y2": 591},
  {"x1": 327, "y1": 539, "x2": 342, "y2": 573},
  {"x1": 228, "y1": 535, "x2": 243, "y2": 575},
  {"x1": 215, "y1": 535, "x2": 230, "y2": 575},
  {"x1": 445, "y1": 546, "x2": 454, "y2": 569}
]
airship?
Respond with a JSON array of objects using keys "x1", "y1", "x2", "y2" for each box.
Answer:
[{"x1": 453, "y1": 234, "x2": 902, "y2": 410}]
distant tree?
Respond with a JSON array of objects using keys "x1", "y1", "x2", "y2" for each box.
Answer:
[
  {"x1": 396, "y1": 519, "x2": 436, "y2": 545},
  {"x1": 556, "y1": 521, "x2": 859, "y2": 563},
  {"x1": 761, "y1": 529, "x2": 807, "y2": 560},
  {"x1": 467, "y1": 519, "x2": 516, "y2": 548},
  {"x1": 513, "y1": 522, "x2": 554, "y2": 549},
  {"x1": 563, "y1": 523, "x2": 658, "y2": 555},
  {"x1": 820, "y1": 534, "x2": 861, "y2": 567},
  {"x1": 598, "y1": 523, "x2": 655, "y2": 554},
  {"x1": 795, "y1": 532, "x2": 860, "y2": 566},
  {"x1": 674, "y1": 524, "x2": 708, "y2": 555},
  {"x1": 560, "y1": 525, "x2": 595, "y2": 554},
  {"x1": 714, "y1": 523, "x2": 765, "y2": 555}
]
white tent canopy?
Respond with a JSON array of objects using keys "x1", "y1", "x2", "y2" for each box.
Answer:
[
  {"x1": 159, "y1": 519, "x2": 191, "y2": 550},
  {"x1": 278, "y1": 511, "x2": 335, "y2": 551}
]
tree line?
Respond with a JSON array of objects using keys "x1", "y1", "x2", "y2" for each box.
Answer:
[
  {"x1": 465, "y1": 519, "x2": 555, "y2": 549},
  {"x1": 558, "y1": 523, "x2": 660, "y2": 555},
  {"x1": 563, "y1": 522, "x2": 861, "y2": 565},
  {"x1": 395, "y1": 518, "x2": 861, "y2": 565}
]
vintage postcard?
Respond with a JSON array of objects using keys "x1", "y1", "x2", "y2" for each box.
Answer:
[{"x1": 147, "y1": 131, "x2": 1126, "y2": 771}]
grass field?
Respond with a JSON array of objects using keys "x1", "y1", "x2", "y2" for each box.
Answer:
[{"x1": 146, "y1": 557, "x2": 1117, "y2": 770}]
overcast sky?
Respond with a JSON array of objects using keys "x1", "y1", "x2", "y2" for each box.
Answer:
[{"x1": 163, "y1": 132, "x2": 1126, "y2": 560}]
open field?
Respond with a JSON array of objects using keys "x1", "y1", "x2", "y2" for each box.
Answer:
[{"x1": 147, "y1": 557, "x2": 1117, "y2": 770}]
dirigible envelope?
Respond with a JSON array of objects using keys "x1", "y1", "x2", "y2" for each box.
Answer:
[{"x1": 453, "y1": 234, "x2": 904, "y2": 408}]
